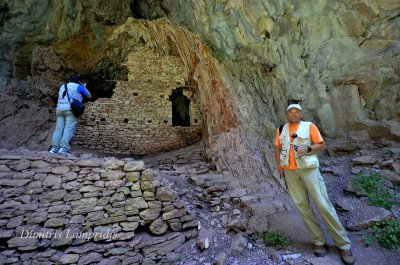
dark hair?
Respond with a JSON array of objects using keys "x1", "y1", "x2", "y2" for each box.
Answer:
[{"x1": 70, "y1": 74, "x2": 80, "y2": 83}]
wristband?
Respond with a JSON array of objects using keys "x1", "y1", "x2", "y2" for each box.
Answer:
[{"x1": 307, "y1": 146, "x2": 312, "y2": 153}]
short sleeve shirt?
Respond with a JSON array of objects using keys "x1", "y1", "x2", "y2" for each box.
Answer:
[{"x1": 275, "y1": 123, "x2": 324, "y2": 170}]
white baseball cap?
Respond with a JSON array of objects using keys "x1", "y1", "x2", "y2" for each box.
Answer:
[{"x1": 287, "y1": 104, "x2": 302, "y2": 111}]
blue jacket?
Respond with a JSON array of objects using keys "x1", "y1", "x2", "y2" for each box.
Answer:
[{"x1": 56, "y1": 82, "x2": 90, "y2": 112}]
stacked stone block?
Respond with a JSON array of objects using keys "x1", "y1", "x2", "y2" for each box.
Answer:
[
  {"x1": 188, "y1": 174, "x2": 229, "y2": 213},
  {"x1": 75, "y1": 46, "x2": 203, "y2": 155},
  {"x1": 0, "y1": 152, "x2": 198, "y2": 264}
]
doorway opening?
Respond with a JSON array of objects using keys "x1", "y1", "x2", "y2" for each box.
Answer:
[{"x1": 169, "y1": 88, "x2": 190, "y2": 127}]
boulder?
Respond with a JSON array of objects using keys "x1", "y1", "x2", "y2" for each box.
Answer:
[
  {"x1": 197, "y1": 228, "x2": 214, "y2": 250},
  {"x1": 379, "y1": 170, "x2": 400, "y2": 184},
  {"x1": 31, "y1": 160, "x2": 50, "y2": 169},
  {"x1": 59, "y1": 254, "x2": 80, "y2": 264},
  {"x1": 352, "y1": 156, "x2": 377, "y2": 165},
  {"x1": 229, "y1": 233, "x2": 248, "y2": 255},
  {"x1": 51, "y1": 229, "x2": 74, "y2": 247},
  {"x1": 0, "y1": 179, "x2": 30, "y2": 187},
  {"x1": 39, "y1": 190, "x2": 66, "y2": 203},
  {"x1": 42, "y1": 175, "x2": 62, "y2": 188},
  {"x1": 141, "y1": 169, "x2": 154, "y2": 181},
  {"x1": 247, "y1": 202, "x2": 277, "y2": 217},
  {"x1": 44, "y1": 218, "x2": 65, "y2": 228},
  {"x1": 228, "y1": 219, "x2": 247, "y2": 231},
  {"x1": 162, "y1": 208, "x2": 186, "y2": 220},
  {"x1": 141, "y1": 233, "x2": 185, "y2": 256},
  {"x1": 123, "y1": 161, "x2": 144, "y2": 172},
  {"x1": 8, "y1": 160, "x2": 30, "y2": 171},
  {"x1": 125, "y1": 172, "x2": 140, "y2": 182},
  {"x1": 149, "y1": 218, "x2": 168, "y2": 235},
  {"x1": 77, "y1": 252, "x2": 102, "y2": 265},
  {"x1": 6, "y1": 215, "x2": 24, "y2": 229},
  {"x1": 140, "y1": 180, "x2": 160, "y2": 192},
  {"x1": 247, "y1": 215, "x2": 269, "y2": 234},
  {"x1": 121, "y1": 221, "x2": 139, "y2": 232},
  {"x1": 103, "y1": 158, "x2": 124, "y2": 170},
  {"x1": 131, "y1": 197, "x2": 148, "y2": 209},
  {"x1": 156, "y1": 187, "x2": 178, "y2": 202},
  {"x1": 76, "y1": 159, "x2": 100, "y2": 167},
  {"x1": 346, "y1": 205, "x2": 393, "y2": 230},
  {"x1": 335, "y1": 198, "x2": 353, "y2": 211},
  {"x1": 101, "y1": 170, "x2": 125, "y2": 180},
  {"x1": 8, "y1": 237, "x2": 38, "y2": 250},
  {"x1": 139, "y1": 209, "x2": 161, "y2": 221},
  {"x1": 51, "y1": 166, "x2": 70, "y2": 175}
]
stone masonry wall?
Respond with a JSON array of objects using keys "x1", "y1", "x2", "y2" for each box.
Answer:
[
  {"x1": 0, "y1": 152, "x2": 198, "y2": 264},
  {"x1": 75, "y1": 46, "x2": 203, "y2": 155}
]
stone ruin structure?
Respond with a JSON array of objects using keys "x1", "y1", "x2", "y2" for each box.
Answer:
[
  {"x1": 0, "y1": 152, "x2": 198, "y2": 264},
  {"x1": 75, "y1": 46, "x2": 203, "y2": 155}
]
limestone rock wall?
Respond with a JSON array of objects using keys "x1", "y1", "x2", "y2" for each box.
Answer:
[
  {"x1": 0, "y1": 0, "x2": 132, "y2": 80},
  {"x1": 0, "y1": 152, "x2": 198, "y2": 264},
  {"x1": 137, "y1": 0, "x2": 400, "y2": 140},
  {"x1": 74, "y1": 46, "x2": 203, "y2": 155}
]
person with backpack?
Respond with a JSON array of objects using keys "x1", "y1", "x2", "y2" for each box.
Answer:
[
  {"x1": 49, "y1": 74, "x2": 91, "y2": 155},
  {"x1": 274, "y1": 104, "x2": 355, "y2": 265}
]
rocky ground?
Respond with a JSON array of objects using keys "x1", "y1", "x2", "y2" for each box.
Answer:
[
  {"x1": 139, "y1": 139, "x2": 400, "y2": 265},
  {"x1": 1, "y1": 139, "x2": 399, "y2": 265}
]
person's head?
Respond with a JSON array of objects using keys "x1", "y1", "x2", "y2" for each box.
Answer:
[
  {"x1": 286, "y1": 103, "x2": 302, "y2": 124},
  {"x1": 70, "y1": 74, "x2": 80, "y2": 84}
]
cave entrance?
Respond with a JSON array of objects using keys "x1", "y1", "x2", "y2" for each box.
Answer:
[
  {"x1": 169, "y1": 88, "x2": 190, "y2": 127},
  {"x1": 81, "y1": 64, "x2": 127, "y2": 101}
]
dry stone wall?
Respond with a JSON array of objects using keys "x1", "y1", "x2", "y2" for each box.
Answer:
[
  {"x1": 0, "y1": 152, "x2": 198, "y2": 264},
  {"x1": 75, "y1": 46, "x2": 203, "y2": 155}
]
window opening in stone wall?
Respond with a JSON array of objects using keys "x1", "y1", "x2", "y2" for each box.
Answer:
[{"x1": 169, "y1": 88, "x2": 190, "y2": 127}]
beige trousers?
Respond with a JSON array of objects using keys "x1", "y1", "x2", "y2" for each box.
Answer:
[{"x1": 284, "y1": 168, "x2": 351, "y2": 249}]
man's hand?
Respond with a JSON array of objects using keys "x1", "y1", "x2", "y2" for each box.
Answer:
[
  {"x1": 278, "y1": 166, "x2": 284, "y2": 178},
  {"x1": 296, "y1": 145, "x2": 309, "y2": 155}
]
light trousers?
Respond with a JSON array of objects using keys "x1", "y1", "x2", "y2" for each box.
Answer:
[
  {"x1": 51, "y1": 110, "x2": 79, "y2": 152},
  {"x1": 284, "y1": 168, "x2": 351, "y2": 249}
]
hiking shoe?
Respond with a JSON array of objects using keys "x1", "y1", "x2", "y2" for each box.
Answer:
[
  {"x1": 314, "y1": 244, "x2": 326, "y2": 257},
  {"x1": 340, "y1": 249, "x2": 355, "y2": 265},
  {"x1": 57, "y1": 148, "x2": 70, "y2": 155},
  {"x1": 49, "y1": 147, "x2": 58, "y2": 154}
]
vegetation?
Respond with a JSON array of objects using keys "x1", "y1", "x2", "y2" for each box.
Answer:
[
  {"x1": 255, "y1": 231, "x2": 291, "y2": 248},
  {"x1": 352, "y1": 172, "x2": 398, "y2": 210},
  {"x1": 353, "y1": 173, "x2": 400, "y2": 249},
  {"x1": 364, "y1": 220, "x2": 400, "y2": 250}
]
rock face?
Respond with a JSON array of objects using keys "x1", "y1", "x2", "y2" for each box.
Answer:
[
  {"x1": 134, "y1": 0, "x2": 400, "y2": 140},
  {"x1": 0, "y1": 151, "x2": 197, "y2": 264},
  {"x1": 0, "y1": 0, "x2": 399, "y2": 193}
]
